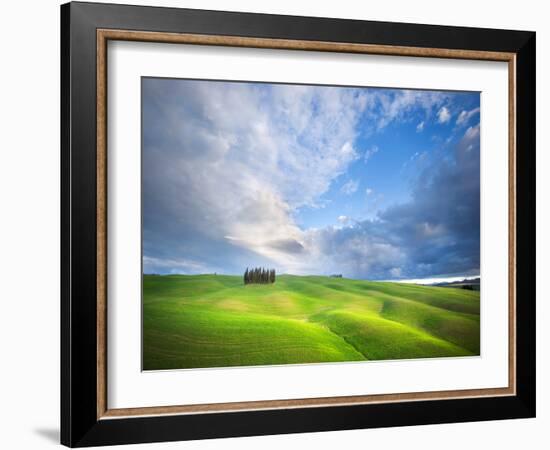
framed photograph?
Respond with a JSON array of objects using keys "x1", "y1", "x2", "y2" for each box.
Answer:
[{"x1": 61, "y1": 1, "x2": 536, "y2": 447}]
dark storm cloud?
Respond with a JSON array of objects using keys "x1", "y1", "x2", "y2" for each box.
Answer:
[
  {"x1": 311, "y1": 124, "x2": 480, "y2": 279},
  {"x1": 266, "y1": 239, "x2": 305, "y2": 254},
  {"x1": 380, "y1": 124, "x2": 480, "y2": 277}
]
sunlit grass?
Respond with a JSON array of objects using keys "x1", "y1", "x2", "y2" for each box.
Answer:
[{"x1": 143, "y1": 274, "x2": 480, "y2": 370}]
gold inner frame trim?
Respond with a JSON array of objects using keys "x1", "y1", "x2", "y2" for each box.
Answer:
[{"x1": 96, "y1": 28, "x2": 517, "y2": 420}]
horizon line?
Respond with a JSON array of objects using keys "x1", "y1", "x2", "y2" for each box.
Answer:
[{"x1": 143, "y1": 272, "x2": 480, "y2": 284}]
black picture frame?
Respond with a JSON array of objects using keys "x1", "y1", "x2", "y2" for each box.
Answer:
[{"x1": 61, "y1": 1, "x2": 536, "y2": 447}]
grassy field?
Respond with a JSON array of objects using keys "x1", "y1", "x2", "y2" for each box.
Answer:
[{"x1": 143, "y1": 274, "x2": 480, "y2": 370}]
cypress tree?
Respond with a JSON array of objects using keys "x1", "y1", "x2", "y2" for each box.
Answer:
[{"x1": 243, "y1": 267, "x2": 276, "y2": 285}]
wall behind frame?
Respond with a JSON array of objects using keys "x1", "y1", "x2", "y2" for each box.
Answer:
[{"x1": 0, "y1": 0, "x2": 546, "y2": 449}]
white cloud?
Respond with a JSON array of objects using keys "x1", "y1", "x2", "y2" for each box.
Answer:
[
  {"x1": 337, "y1": 215, "x2": 349, "y2": 223},
  {"x1": 340, "y1": 141, "x2": 357, "y2": 159},
  {"x1": 437, "y1": 106, "x2": 451, "y2": 123},
  {"x1": 340, "y1": 179, "x2": 359, "y2": 195},
  {"x1": 143, "y1": 80, "x2": 371, "y2": 271},
  {"x1": 366, "y1": 188, "x2": 374, "y2": 195},
  {"x1": 364, "y1": 145, "x2": 379, "y2": 163},
  {"x1": 416, "y1": 121, "x2": 425, "y2": 132},
  {"x1": 372, "y1": 90, "x2": 447, "y2": 130},
  {"x1": 456, "y1": 107, "x2": 480, "y2": 126},
  {"x1": 464, "y1": 124, "x2": 480, "y2": 140}
]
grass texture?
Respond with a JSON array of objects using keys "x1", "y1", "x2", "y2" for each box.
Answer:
[{"x1": 143, "y1": 274, "x2": 480, "y2": 370}]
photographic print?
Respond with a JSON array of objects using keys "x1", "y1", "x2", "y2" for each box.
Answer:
[{"x1": 142, "y1": 78, "x2": 481, "y2": 371}]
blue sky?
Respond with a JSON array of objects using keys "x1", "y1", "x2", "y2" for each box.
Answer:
[{"x1": 142, "y1": 78, "x2": 480, "y2": 280}]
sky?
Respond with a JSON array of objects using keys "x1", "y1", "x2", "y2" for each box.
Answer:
[{"x1": 142, "y1": 77, "x2": 480, "y2": 281}]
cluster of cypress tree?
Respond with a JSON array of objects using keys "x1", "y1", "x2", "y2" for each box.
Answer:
[{"x1": 244, "y1": 267, "x2": 275, "y2": 285}]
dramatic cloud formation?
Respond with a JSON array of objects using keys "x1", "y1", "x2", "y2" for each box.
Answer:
[
  {"x1": 142, "y1": 80, "x2": 369, "y2": 271},
  {"x1": 302, "y1": 123, "x2": 479, "y2": 279},
  {"x1": 142, "y1": 79, "x2": 479, "y2": 280},
  {"x1": 359, "y1": 125, "x2": 479, "y2": 278}
]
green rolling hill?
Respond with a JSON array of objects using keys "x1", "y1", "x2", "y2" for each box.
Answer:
[{"x1": 143, "y1": 274, "x2": 480, "y2": 370}]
